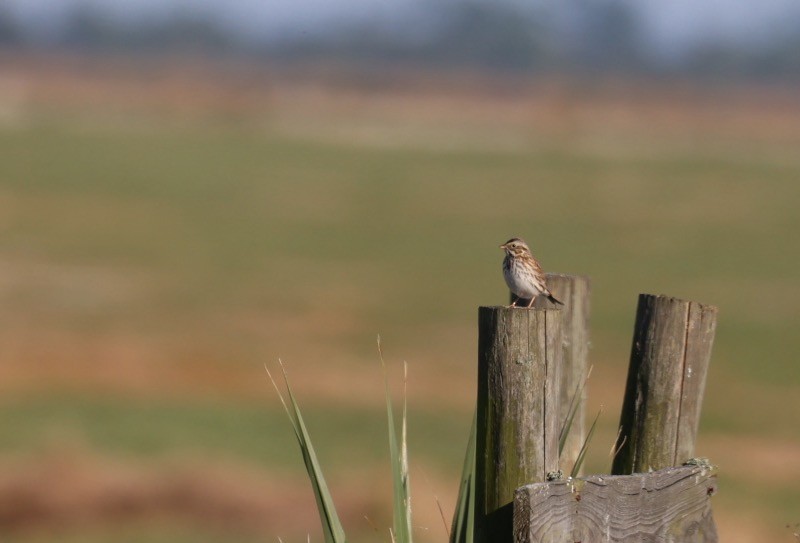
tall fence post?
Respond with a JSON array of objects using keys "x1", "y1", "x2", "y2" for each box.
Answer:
[
  {"x1": 475, "y1": 306, "x2": 562, "y2": 543},
  {"x1": 612, "y1": 294, "x2": 718, "y2": 475},
  {"x1": 534, "y1": 274, "x2": 591, "y2": 475}
]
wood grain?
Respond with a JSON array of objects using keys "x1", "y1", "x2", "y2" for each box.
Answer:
[
  {"x1": 476, "y1": 306, "x2": 563, "y2": 543},
  {"x1": 534, "y1": 274, "x2": 591, "y2": 475},
  {"x1": 612, "y1": 294, "x2": 718, "y2": 475},
  {"x1": 514, "y1": 464, "x2": 719, "y2": 543}
]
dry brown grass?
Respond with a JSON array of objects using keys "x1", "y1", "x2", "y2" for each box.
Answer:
[
  {"x1": 0, "y1": 448, "x2": 388, "y2": 540},
  {"x1": 0, "y1": 441, "x2": 792, "y2": 542},
  {"x1": 3, "y1": 52, "x2": 800, "y2": 154}
]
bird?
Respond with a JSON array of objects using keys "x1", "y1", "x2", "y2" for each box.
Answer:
[{"x1": 500, "y1": 237, "x2": 564, "y2": 308}]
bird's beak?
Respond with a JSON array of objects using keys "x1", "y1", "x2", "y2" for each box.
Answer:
[{"x1": 499, "y1": 243, "x2": 507, "y2": 249}]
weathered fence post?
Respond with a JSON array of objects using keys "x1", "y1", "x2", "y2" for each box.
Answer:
[
  {"x1": 514, "y1": 292, "x2": 720, "y2": 543},
  {"x1": 534, "y1": 274, "x2": 591, "y2": 475},
  {"x1": 612, "y1": 294, "x2": 718, "y2": 475},
  {"x1": 514, "y1": 463, "x2": 718, "y2": 543},
  {"x1": 475, "y1": 306, "x2": 562, "y2": 543}
]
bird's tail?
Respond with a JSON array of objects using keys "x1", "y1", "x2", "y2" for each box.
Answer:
[{"x1": 547, "y1": 293, "x2": 564, "y2": 306}]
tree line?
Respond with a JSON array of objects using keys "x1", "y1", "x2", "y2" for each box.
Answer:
[{"x1": 1, "y1": 1, "x2": 799, "y2": 80}]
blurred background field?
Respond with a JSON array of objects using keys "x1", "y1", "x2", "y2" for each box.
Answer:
[{"x1": 1, "y1": 2, "x2": 800, "y2": 542}]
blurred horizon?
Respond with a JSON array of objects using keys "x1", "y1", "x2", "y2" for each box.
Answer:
[{"x1": 2, "y1": 0, "x2": 800, "y2": 79}]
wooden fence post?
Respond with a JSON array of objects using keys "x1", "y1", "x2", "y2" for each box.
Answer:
[
  {"x1": 534, "y1": 274, "x2": 591, "y2": 475},
  {"x1": 514, "y1": 464, "x2": 718, "y2": 543},
  {"x1": 475, "y1": 306, "x2": 562, "y2": 543},
  {"x1": 612, "y1": 294, "x2": 718, "y2": 475}
]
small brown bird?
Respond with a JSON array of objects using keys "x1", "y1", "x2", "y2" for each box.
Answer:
[{"x1": 500, "y1": 237, "x2": 563, "y2": 308}]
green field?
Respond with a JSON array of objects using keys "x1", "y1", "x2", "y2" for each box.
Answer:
[{"x1": 1, "y1": 96, "x2": 799, "y2": 542}]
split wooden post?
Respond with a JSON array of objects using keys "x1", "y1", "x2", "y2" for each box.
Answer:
[
  {"x1": 612, "y1": 294, "x2": 718, "y2": 475},
  {"x1": 475, "y1": 306, "x2": 562, "y2": 543},
  {"x1": 533, "y1": 274, "x2": 591, "y2": 475}
]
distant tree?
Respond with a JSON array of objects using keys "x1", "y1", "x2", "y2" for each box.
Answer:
[
  {"x1": 557, "y1": 0, "x2": 644, "y2": 73},
  {"x1": 427, "y1": 1, "x2": 549, "y2": 70},
  {"x1": 61, "y1": 7, "x2": 123, "y2": 49},
  {"x1": 136, "y1": 15, "x2": 234, "y2": 53},
  {"x1": 58, "y1": 6, "x2": 234, "y2": 53},
  {"x1": 756, "y1": 37, "x2": 800, "y2": 79},
  {"x1": 684, "y1": 10, "x2": 800, "y2": 82},
  {"x1": 0, "y1": 7, "x2": 22, "y2": 46},
  {"x1": 274, "y1": 1, "x2": 551, "y2": 72}
]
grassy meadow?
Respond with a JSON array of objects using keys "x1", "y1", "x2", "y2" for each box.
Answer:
[{"x1": 0, "y1": 57, "x2": 799, "y2": 542}]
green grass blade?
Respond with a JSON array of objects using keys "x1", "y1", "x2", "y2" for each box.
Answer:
[
  {"x1": 450, "y1": 410, "x2": 476, "y2": 543},
  {"x1": 558, "y1": 382, "x2": 583, "y2": 456},
  {"x1": 267, "y1": 362, "x2": 347, "y2": 543},
  {"x1": 378, "y1": 337, "x2": 413, "y2": 543},
  {"x1": 400, "y1": 361, "x2": 412, "y2": 542},
  {"x1": 558, "y1": 365, "x2": 593, "y2": 457},
  {"x1": 570, "y1": 407, "x2": 602, "y2": 479}
]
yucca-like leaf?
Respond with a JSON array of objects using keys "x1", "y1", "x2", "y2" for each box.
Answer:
[
  {"x1": 378, "y1": 337, "x2": 413, "y2": 543},
  {"x1": 267, "y1": 362, "x2": 347, "y2": 543},
  {"x1": 570, "y1": 407, "x2": 603, "y2": 479},
  {"x1": 450, "y1": 411, "x2": 476, "y2": 543}
]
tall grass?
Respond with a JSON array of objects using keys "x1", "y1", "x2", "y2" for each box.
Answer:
[
  {"x1": 268, "y1": 340, "x2": 414, "y2": 543},
  {"x1": 448, "y1": 412, "x2": 476, "y2": 543},
  {"x1": 267, "y1": 362, "x2": 347, "y2": 543},
  {"x1": 378, "y1": 337, "x2": 413, "y2": 543},
  {"x1": 267, "y1": 349, "x2": 613, "y2": 542}
]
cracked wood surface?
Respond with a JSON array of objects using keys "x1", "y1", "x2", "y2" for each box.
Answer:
[
  {"x1": 514, "y1": 464, "x2": 718, "y2": 543},
  {"x1": 612, "y1": 295, "x2": 717, "y2": 475},
  {"x1": 476, "y1": 306, "x2": 563, "y2": 543}
]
